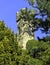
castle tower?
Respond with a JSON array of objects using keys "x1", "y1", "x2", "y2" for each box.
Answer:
[{"x1": 16, "y1": 8, "x2": 34, "y2": 49}]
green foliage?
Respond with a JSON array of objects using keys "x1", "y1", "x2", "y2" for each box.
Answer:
[
  {"x1": 26, "y1": 39, "x2": 50, "y2": 65},
  {"x1": 45, "y1": 36, "x2": 50, "y2": 42},
  {"x1": 1, "y1": 21, "x2": 48, "y2": 65},
  {"x1": 0, "y1": 0, "x2": 50, "y2": 65},
  {"x1": 0, "y1": 21, "x2": 22, "y2": 65},
  {"x1": 25, "y1": 0, "x2": 34, "y2": 6},
  {"x1": 25, "y1": 0, "x2": 50, "y2": 33},
  {"x1": 0, "y1": 21, "x2": 5, "y2": 30}
]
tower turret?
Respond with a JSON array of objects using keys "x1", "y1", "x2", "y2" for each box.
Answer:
[{"x1": 16, "y1": 8, "x2": 34, "y2": 49}]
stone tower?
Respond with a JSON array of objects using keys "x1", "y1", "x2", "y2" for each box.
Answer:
[{"x1": 16, "y1": 8, "x2": 34, "y2": 49}]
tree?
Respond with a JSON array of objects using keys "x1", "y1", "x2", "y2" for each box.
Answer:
[
  {"x1": 26, "y1": 39, "x2": 50, "y2": 65},
  {"x1": 25, "y1": 0, "x2": 50, "y2": 34},
  {"x1": 37, "y1": 36, "x2": 50, "y2": 42},
  {"x1": 0, "y1": 21, "x2": 22, "y2": 65},
  {"x1": 1, "y1": 21, "x2": 48, "y2": 65}
]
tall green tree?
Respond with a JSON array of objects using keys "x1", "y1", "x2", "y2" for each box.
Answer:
[
  {"x1": 25, "y1": 0, "x2": 50, "y2": 34},
  {"x1": 26, "y1": 39, "x2": 50, "y2": 65},
  {"x1": 0, "y1": 21, "x2": 22, "y2": 65}
]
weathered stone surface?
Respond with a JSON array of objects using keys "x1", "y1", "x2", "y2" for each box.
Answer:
[{"x1": 16, "y1": 8, "x2": 34, "y2": 49}]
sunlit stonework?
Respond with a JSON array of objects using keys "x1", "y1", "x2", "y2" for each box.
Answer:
[{"x1": 16, "y1": 8, "x2": 34, "y2": 49}]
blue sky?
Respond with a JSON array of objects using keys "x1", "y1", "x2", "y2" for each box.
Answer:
[
  {"x1": 0, "y1": 0, "x2": 30, "y2": 33},
  {"x1": 0, "y1": 0, "x2": 50, "y2": 39}
]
